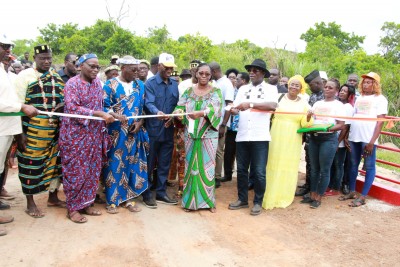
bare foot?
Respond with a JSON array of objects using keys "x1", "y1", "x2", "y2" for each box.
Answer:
[
  {"x1": 67, "y1": 211, "x2": 87, "y2": 223},
  {"x1": 25, "y1": 207, "x2": 45, "y2": 218},
  {"x1": 209, "y1": 207, "x2": 216, "y2": 213}
]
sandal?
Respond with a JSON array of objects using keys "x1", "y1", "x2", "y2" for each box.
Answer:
[
  {"x1": 106, "y1": 204, "x2": 118, "y2": 214},
  {"x1": 67, "y1": 211, "x2": 87, "y2": 224},
  {"x1": 81, "y1": 206, "x2": 102, "y2": 216},
  {"x1": 349, "y1": 197, "x2": 366, "y2": 207},
  {"x1": 338, "y1": 192, "x2": 357, "y2": 201},
  {"x1": 125, "y1": 201, "x2": 141, "y2": 213}
]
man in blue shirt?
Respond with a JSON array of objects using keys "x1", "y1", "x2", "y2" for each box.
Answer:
[{"x1": 142, "y1": 53, "x2": 179, "y2": 208}]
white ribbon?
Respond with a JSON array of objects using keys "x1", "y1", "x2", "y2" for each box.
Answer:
[{"x1": 39, "y1": 111, "x2": 192, "y2": 121}]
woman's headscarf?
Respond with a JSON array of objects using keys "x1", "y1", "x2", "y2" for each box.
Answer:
[{"x1": 288, "y1": 75, "x2": 307, "y2": 94}]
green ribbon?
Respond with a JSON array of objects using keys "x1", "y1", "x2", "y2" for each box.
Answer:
[{"x1": 0, "y1": 112, "x2": 25, "y2": 117}]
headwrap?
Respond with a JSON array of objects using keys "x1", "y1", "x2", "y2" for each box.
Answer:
[
  {"x1": 117, "y1": 56, "x2": 140, "y2": 65},
  {"x1": 288, "y1": 75, "x2": 308, "y2": 94},
  {"x1": 77, "y1": 53, "x2": 97, "y2": 67},
  {"x1": 104, "y1": 65, "x2": 120, "y2": 74}
]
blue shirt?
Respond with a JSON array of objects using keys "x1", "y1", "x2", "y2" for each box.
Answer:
[{"x1": 144, "y1": 73, "x2": 179, "y2": 141}]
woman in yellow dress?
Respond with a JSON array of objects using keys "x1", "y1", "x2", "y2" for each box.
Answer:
[{"x1": 262, "y1": 75, "x2": 313, "y2": 210}]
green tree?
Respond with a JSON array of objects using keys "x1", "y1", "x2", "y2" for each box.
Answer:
[
  {"x1": 60, "y1": 34, "x2": 90, "y2": 55},
  {"x1": 11, "y1": 39, "x2": 35, "y2": 58},
  {"x1": 37, "y1": 23, "x2": 79, "y2": 53},
  {"x1": 82, "y1": 20, "x2": 119, "y2": 55},
  {"x1": 300, "y1": 22, "x2": 365, "y2": 53},
  {"x1": 379, "y1": 22, "x2": 400, "y2": 64}
]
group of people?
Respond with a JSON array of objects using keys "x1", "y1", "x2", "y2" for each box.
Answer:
[{"x1": 0, "y1": 33, "x2": 388, "y2": 235}]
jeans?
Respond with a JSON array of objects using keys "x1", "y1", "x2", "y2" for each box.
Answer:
[
  {"x1": 223, "y1": 130, "x2": 237, "y2": 179},
  {"x1": 329, "y1": 147, "x2": 347, "y2": 190},
  {"x1": 348, "y1": 142, "x2": 376, "y2": 196},
  {"x1": 309, "y1": 133, "x2": 338, "y2": 195},
  {"x1": 142, "y1": 138, "x2": 174, "y2": 199},
  {"x1": 236, "y1": 141, "x2": 269, "y2": 205}
]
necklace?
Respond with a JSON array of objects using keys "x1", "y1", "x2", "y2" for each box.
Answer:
[{"x1": 36, "y1": 69, "x2": 57, "y2": 127}]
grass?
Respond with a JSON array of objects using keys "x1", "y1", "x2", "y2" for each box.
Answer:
[{"x1": 376, "y1": 148, "x2": 400, "y2": 173}]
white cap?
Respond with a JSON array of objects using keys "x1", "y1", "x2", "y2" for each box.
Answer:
[
  {"x1": 319, "y1": 71, "x2": 328, "y2": 81},
  {"x1": 0, "y1": 34, "x2": 15, "y2": 46},
  {"x1": 159, "y1": 53, "x2": 177, "y2": 68}
]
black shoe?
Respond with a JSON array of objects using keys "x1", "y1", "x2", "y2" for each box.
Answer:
[
  {"x1": 156, "y1": 195, "x2": 178, "y2": 205},
  {"x1": 310, "y1": 200, "x2": 321, "y2": 209},
  {"x1": 228, "y1": 200, "x2": 249, "y2": 210},
  {"x1": 248, "y1": 183, "x2": 254, "y2": 191},
  {"x1": 215, "y1": 179, "x2": 221, "y2": 188},
  {"x1": 143, "y1": 198, "x2": 157, "y2": 209},
  {"x1": 342, "y1": 184, "x2": 350, "y2": 195},
  {"x1": 298, "y1": 183, "x2": 309, "y2": 189},
  {"x1": 295, "y1": 187, "x2": 309, "y2": 196},
  {"x1": 219, "y1": 176, "x2": 232, "y2": 182},
  {"x1": 0, "y1": 201, "x2": 10, "y2": 210},
  {"x1": 300, "y1": 197, "x2": 313, "y2": 204}
]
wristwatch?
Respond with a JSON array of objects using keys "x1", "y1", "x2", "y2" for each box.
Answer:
[
  {"x1": 249, "y1": 103, "x2": 254, "y2": 108},
  {"x1": 220, "y1": 123, "x2": 226, "y2": 127}
]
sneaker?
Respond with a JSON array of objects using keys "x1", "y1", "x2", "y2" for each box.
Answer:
[
  {"x1": 250, "y1": 204, "x2": 262, "y2": 216},
  {"x1": 325, "y1": 189, "x2": 340, "y2": 196},
  {"x1": 310, "y1": 200, "x2": 321, "y2": 209},
  {"x1": 143, "y1": 198, "x2": 157, "y2": 209}
]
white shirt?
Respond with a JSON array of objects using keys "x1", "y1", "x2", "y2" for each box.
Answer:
[
  {"x1": 216, "y1": 75, "x2": 234, "y2": 102},
  {"x1": 349, "y1": 94, "x2": 388, "y2": 144},
  {"x1": 338, "y1": 103, "x2": 354, "y2": 148},
  {"x1": 312, "y1": 99, "x2": 346, "y2": 125},
  {"x1": 0, "y1": 63, "x2": 22, "y2": 136},
  {"x1": 234, "y1": 81, "x2": 278, "y2": 142}
]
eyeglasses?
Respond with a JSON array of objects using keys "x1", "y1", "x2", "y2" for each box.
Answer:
[
  {"x1": 0, "y1": 43, "x2": 12, "y2": 50},
  {"x1": 84, "y1": 62, "x2": 101, "y2": 70},
  {"x1": 198, "y1": 72, "x2": 211, "y2": 77},
  {"x1": 247, "y1": 68, "x2": 261, "y2": 74}
]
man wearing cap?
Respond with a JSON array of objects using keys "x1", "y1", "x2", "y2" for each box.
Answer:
[
  {"x1": 179, "y1": 69, "x2": 191, "y2": 81},
  {"x1": 60, "y1": 53, "x2": 115, "y2": 223},
  {"x1": 296, "y1": 70, "x2": 325, "y2": 196},
  {"x1": 57, "y1": 53, "x2": 78, "y2": 83},
  {"x1": 110, "y1": 55, "x2": 119, "y2": 65},
  {"x1": 142, "y1": 53, "x2": 179, "y2": 207},
  {"x1": 228, "y1": 59, "x2": 278, "y2": 216},
  {"x1": 0, "y1": 34, "x2": 38, "y2": 235},
  {"x1": 209, "y1": 62, "x2": 235, "y2": 188},
  {"x1": 102, "y1": 55, "x2": 149, "y2": 214},
  {"x1": 14, "y1": 44, "x2": 65, "y2": 218}
]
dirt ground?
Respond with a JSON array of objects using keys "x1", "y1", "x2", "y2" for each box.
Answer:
[{"x1": 1, "y1": 162, "x2": 400, "y2": 267}]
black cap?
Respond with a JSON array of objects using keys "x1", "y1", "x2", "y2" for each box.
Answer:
[
  {"x1": 34, "y1": 44, "x2": 51, "y2": 55},
  {"x1": 179, "y1": 69, "x2": 191, "y2": 78},
  {"x1": 304, "y1": 70, "x2": 320, "y2": 84}
]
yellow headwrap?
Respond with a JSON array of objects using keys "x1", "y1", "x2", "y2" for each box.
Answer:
[{"x1": 288, "y1": 74, "x2": 308, "y2": 94}]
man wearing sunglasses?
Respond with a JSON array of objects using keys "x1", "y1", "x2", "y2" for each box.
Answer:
[{"x1": 57, "y1": 53, "x2": 78, "y2": 83}]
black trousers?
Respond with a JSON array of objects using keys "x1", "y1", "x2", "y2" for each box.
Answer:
[{"x1": 223, "y1": 130, "x2": 237, "y2": 179}]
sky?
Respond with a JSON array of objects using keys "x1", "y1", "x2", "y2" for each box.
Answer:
[{"x1": 2, "y1": 0, "x2": 398, "y2": 55}]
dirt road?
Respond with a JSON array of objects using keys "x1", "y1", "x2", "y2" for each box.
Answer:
[{"x1": 1, "y1": 167, "x2": 400, "y2": 267}]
